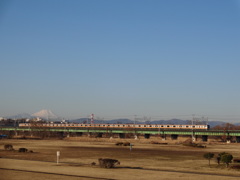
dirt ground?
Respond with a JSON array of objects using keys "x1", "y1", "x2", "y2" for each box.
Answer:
[{"x1": 1, "y1": 137, "x2": 240, "y2": 180}]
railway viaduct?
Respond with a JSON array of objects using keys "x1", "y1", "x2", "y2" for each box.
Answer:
[{"x1": 1, "y1": 127, "x2": 240, "y2": 142}]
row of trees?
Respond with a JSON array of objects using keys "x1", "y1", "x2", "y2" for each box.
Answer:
[
  {"x1": 204, "y1": 152, "x2": 233, "y2": 167},
  {"x1": 212, "y1": 123, "x2": 240, "y2": 130}
]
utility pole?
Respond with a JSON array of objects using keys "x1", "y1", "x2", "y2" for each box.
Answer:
[{"x1": 192, "y1": 114, "x2": 195, "y2": 142}]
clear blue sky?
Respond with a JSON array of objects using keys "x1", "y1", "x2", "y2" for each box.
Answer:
[{"x1": 0, "y1": 0, "x2": 240, "y2": 122}]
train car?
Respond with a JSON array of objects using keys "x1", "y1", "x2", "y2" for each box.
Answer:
[{"x1": 19, "y1": 123, "x2": 209, "y2": 130}]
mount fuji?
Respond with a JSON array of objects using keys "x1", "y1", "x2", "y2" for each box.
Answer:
[{"x1": 31, "y1": 109, "x2": 59, "y2": 120}]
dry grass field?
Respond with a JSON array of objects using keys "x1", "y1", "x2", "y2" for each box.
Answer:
[{"x1": 1, "y1": 137, "x2": 240, "y2": 180}]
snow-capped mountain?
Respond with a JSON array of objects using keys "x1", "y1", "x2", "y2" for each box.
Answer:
[{"x1": 31, "y1": 109, "x2": 59, "y2": 120}]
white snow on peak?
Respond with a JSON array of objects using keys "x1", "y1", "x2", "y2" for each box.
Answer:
[{"x1": 32, "y1": 109, "x2": 58, "y2": 120}]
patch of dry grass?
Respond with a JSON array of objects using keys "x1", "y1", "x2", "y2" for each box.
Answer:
[{"x1": 1, "y1": 137, "x2": 240, "y2": 179}]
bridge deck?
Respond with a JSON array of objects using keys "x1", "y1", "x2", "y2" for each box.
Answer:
[{"x1": 1, "y1": 127, "x2": 240, "y2": 136}]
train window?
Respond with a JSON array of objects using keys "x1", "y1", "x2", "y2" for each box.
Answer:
[
  {"x1": 193, "y1": 126, "x2": 195, "y2": 128},
  {"x1": 167, "y1": 125, "x2": 169, "y2": 127},
  {"x1": 186, "y1": 126, "x2": 189, "y2": 128},
  {"x1": 173, "y1": 125, "x2": 176, "y2": 127}
]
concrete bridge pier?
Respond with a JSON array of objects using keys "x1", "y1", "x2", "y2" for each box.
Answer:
[
  {"x1": 76, "y1": 132, "x2": 83, "y2": 137},
  {"x1": 162, "y1": 134, "x2": 166, "y2": 141},
  {"x1": 66, "y1": 132, "x2": 70, "y2": 138},
  {"x1": 236, "y1": 136, "x2": 240, "y2": 143},
  {"x1": 202, "y1": 135, "x2": 208, "y2": 142},
  {"x1": 226, "y1": 137, "x2": 232, "y2": 143},
  {"x1": 119, "y1": 133, "x2": 125, "y2": 138},
  {"x1": 192, "y1": 135, "x2": 196, "y2": 142},
  {"x1": 57, "y1": 132, "x2": 64, "y2": 138},
  {"x1": 171, "y1": 134, "x2": 178, "y2": 140},
  {"x1": 134, "y1": 135, "x2": 138, "y2": 140},
  {"x1": 144, "y1": 134, "x2": 150, "y2": 139},
  {"x1": 96, "y1": 133, "x2": 103, "y2": 138}
]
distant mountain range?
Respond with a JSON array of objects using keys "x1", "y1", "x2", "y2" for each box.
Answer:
[
  {"x1": 68, "y1": 118, "x2": 228, "y2": 128},
  {"x1": 5, "y1": 109, "x2": 61, "y2": 121},
  {"x1": 3, "y1": 110, "x2": 239, "y2": 128}
]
